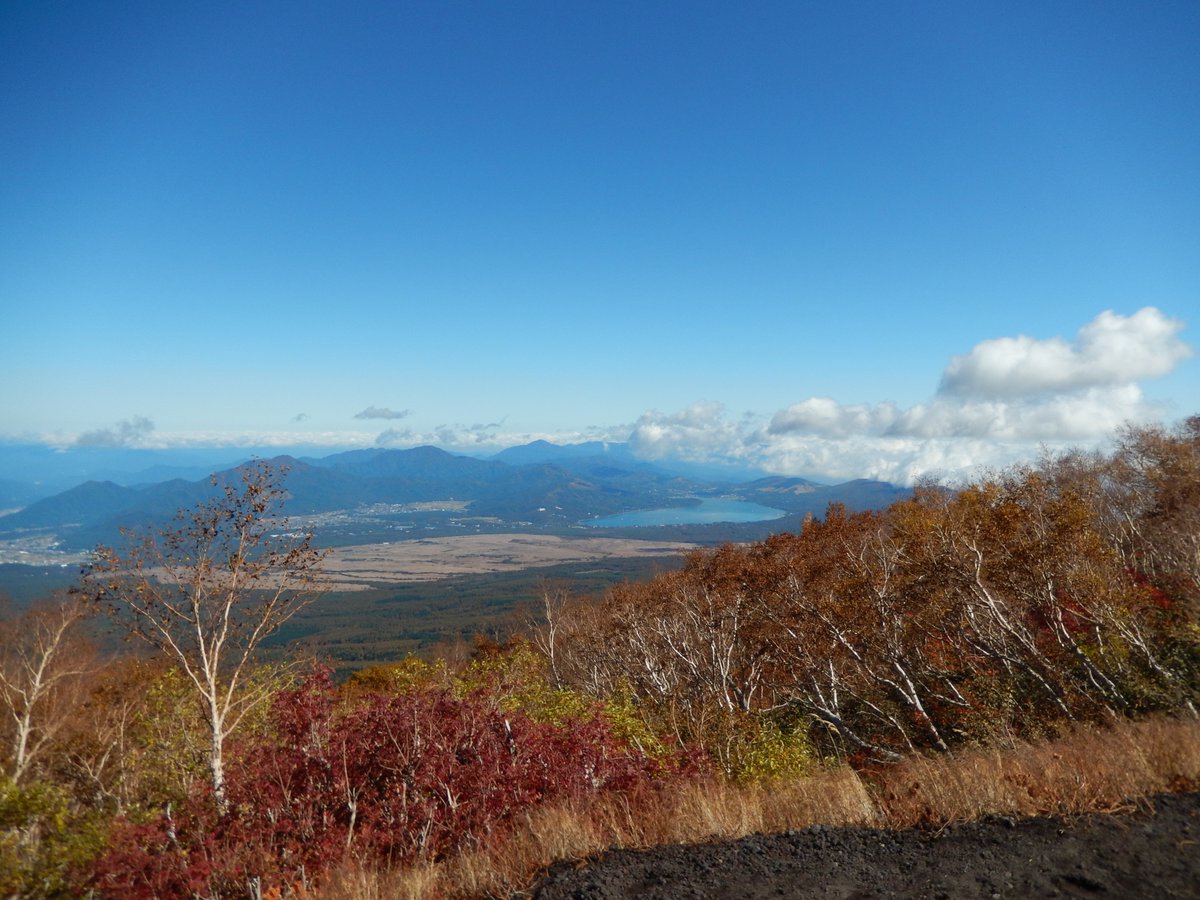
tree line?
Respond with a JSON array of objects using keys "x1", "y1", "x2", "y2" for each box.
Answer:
[{"x1": 539, "y1": 418, "x2": 1199, "y2": 769}]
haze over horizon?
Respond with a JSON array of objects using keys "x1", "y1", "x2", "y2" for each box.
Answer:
[{"x1": 2, "y1": 2, "x2": 1197, "y2": 485}]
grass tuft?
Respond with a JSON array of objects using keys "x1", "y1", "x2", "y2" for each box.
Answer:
[{"x1": 871, "y1": 715, "x2": 1200, "y2": 826}]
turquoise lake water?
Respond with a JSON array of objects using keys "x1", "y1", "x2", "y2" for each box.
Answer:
[{"x1": 585, "y1": 498, "x2": 788, "y2": 528}]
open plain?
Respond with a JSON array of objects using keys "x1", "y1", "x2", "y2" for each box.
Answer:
[{"x1": 318, "y1": 533, "x2": 699, "y2": 590}]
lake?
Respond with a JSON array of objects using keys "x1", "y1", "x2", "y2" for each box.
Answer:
[{"x1": 585, "y1": 498, "x2": 788, "y2": 528}]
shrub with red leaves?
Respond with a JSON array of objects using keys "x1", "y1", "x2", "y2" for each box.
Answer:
[{"x1": 90, "y1": 667, "x2": 690, "y2": 897}]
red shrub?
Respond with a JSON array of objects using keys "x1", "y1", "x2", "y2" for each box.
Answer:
[{"x1": 90, "y1": 667, "x2": 689, "y2": 896}]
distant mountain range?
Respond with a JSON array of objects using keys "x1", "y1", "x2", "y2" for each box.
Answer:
[{"x1": 0, "y1": 441, "x2": 910, "y2": 551}]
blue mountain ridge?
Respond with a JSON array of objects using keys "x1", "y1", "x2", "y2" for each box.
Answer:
[{"x1": 0, "y1": 442, "x2": 908, "y2": 551}]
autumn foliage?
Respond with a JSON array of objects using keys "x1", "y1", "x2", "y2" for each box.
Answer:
[
  {"x1": 0, "y1": 419, "x2": 1197, "y2": 897},
  {"x1": 542, "y1": 418, "x2": 1200, "y2": 766},
  {"x1": 89, "y1": 666, "x2": 694, "y2": 897}
]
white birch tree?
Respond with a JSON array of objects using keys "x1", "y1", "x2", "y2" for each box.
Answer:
[
  {"x1": 82, "y1": 461, "x2": 324, "y2": 815},
  {"x1": 0, "y1": 598, "x2": 91, "y2": 783}
]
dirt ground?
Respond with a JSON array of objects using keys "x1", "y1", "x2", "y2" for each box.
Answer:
[
  {"x1": 529, "y1": 791, "x2": 1200, "y2": 899},
  {"x1": 320, "y1": 534, "x2": 698, "y2": 589}
]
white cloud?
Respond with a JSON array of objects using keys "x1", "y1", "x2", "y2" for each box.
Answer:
[
  {"x1": 766, "y1": 309, "x2": 1185, "y2": 446},
  {"x1": 375, "y1": 427, "x2": 416, "y2": 446},
  {"x1": 939, "y1": 307, "x2": 1190, "y2": 397},
  {"x1": 887, "y1": 385, "x2": 1155, "y2": 441},
  {"x1": 753, "y1": 433, "x2": 1019, "y2": 485},
  {"x1": 634, "y1": 308, "x2": 1192, "y2": 484},
  {"x1": 74, "y1": 416, "x2": 156, "y2": 448},
  {"x1": 769, "y1": 398, "x2": 900, "y2": 437},
  {"x1": 628, "y1": 402, "x2": 748, "y2": 461}
]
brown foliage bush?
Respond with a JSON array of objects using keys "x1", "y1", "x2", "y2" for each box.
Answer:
[{"x1": 542, "y1": 419, "x2": 1200, "y2": 765}]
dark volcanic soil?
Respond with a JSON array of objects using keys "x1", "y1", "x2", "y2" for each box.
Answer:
[{"x1": 529, "y1": 792, "x2": 1200, "y2": 899}]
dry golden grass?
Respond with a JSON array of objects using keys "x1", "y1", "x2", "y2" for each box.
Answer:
[
  {"x1": 872, "y1": 715, "x2": 1200, "y2": 827},
  {"x1": 317, "y1": 535, "x2": 699, "y2": 590},
  {"x1": 316, "y1": 714, "x2": 1200, "y2": 898},
  {"x1": 312, "y1": 859, "x2": 440, "y2": 900}
]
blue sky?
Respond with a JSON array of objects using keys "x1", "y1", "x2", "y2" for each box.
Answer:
[{"x1": 1, "y1": 1, "x2": 1197, "y2": 483}]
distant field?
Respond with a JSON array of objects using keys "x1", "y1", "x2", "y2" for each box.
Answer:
[
  {"x1": 0, "y1": 531, "x2": 703, "y2": 673},
  {"x1": 319, "y1": 533, "x2": 698, "y2": 589},
  {"x1": 271, "y1": 552, "x2": 691, "y2": 673}
]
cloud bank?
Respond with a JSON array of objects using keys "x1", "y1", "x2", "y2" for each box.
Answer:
[
  {"x1": 633, "y1": 308, "x2": 1192, "y2": 484},
  {"x1": 26, "y1": 308, "x2": 1190, "y2": 487}
]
